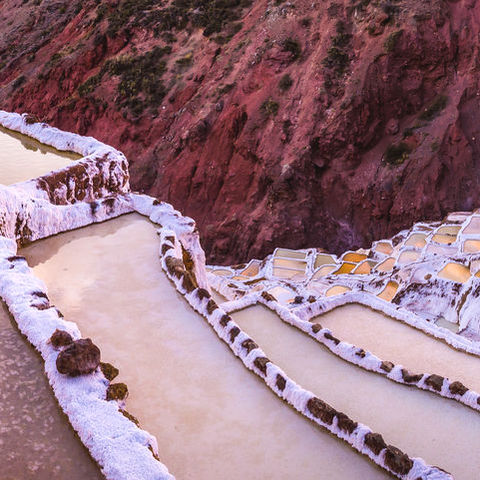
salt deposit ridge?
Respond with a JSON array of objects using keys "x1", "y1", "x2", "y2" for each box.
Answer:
[{"x1": 2, "y1": 110, "x2": 479, "y2": 478}]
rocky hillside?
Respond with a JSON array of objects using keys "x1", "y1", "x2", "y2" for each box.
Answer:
[{"x1": 1, "y1": 0, "x2": 480, "y2": 263}]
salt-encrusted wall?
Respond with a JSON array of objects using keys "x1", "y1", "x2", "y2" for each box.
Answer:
[{"x1": 0, "y1": 110, "x2": 467, "y2": 479}]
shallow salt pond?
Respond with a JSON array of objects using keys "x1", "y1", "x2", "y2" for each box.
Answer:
[
  {"x1": 316, "y1": 304, "x2": 480, "y2": 393},
  {"x1": 21, "y1": 214, "x2": 388, "y2": 480},
  {"x1": 232, "y1": 305, "x2": 480, "y2": 479},
  {"x1": 0, "y1": 125, "x2": 79, "y2": 185},
  {"x1": 0, "y1": 303, "x2": 103, "y2": 479}
]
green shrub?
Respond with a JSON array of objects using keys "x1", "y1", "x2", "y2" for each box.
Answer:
[
  {"x1": 384, "y1": 30, "x2": 403, "y2": 53},
  {"x1": 323, "y1": 21, "x2": 352, "y2": 76},
  {"x1": 323, "y1": 46, "x2": 349, "y2": 73},
  {"x1": 279, "y1": 73, "x2": 293, "y2": 91},
  {"x1": 78, "y1": 73, "x2": 102, "y2": 97},
  {"x1": 12, "y1": 75, "x2": 26, "y2": 89},
  {"x1": 419, "y1": 95, "x2": 448, "y2": 121},
  {"x1": 261, "y1": 98, "x2": 279, "y2": 116},
  {"x1": 384, "y1": 142, "x2": 411, "y2": 165},
  {"x1": 175, "y1": 52, "x2": 193, "y2": 67},
  {"x1": 107, "y1": 46, "x2": 171, "y2": 115},
  {"x1": 106, "y1": 0, "x2": 252, "y2": 41},
  {"x1": 282, "y1": 38, "x2": 301, "y2": 60}
]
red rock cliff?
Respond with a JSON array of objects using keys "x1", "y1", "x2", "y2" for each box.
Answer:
[{"x1": 1, "y1": 0, "x2": 480, "y2": 264}]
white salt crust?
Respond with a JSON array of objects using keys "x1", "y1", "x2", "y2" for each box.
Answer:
[
  {"x1": 0, "y1": 111, "x2": 453, "y2": 479},
  {"x1": 0, "y1": 111, "x2": 172, "y2": 480},
  {"x1": 156, "y1": 228, "x2": 451, "y2": 479}
]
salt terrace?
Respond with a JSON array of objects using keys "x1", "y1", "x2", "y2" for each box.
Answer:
[{"x1": 2, "y1": 110, "x2": 480, "y2": 479}]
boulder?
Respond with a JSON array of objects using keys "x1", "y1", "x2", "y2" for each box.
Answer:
[
  {"x1": 364, "y1": 432, "x2": 387, "y2": 455},
  {"x1": 100, "y1": 362, "x2": 119, "y2": 381},
  {"x1": 106, "y1": 383, "x2": 129, "y2": 401},
  {"x1": 56, "y1": 338, "x2": 100, "y2": 376},
  {"x1": 49, "y1": 329, "x2": 73, "y2": 349},
  {"x1": 384, "y1": 445, "x2": 413, "y2": 475}
]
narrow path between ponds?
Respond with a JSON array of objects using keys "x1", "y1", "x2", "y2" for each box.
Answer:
[
  {"x1": 232, "y1": 305, "x2": 480, "y2": 480},
  {"x1": 21, "y1": 214, "x2": 388, "y2": 480},
  {"x1": 0, "y1": 302, "x2": 104, "y2": 479}
]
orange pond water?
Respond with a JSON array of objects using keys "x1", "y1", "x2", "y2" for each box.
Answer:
[
  {"x1": 0, "y1": 303, "x2": 103, "y2": 479},
  {"x1": 21, "y1": 214, "x2": 388, "y2": 480}
]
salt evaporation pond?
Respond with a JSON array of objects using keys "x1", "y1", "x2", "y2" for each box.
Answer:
[
  {"x1": 0, "y1": 125, "x2": 78, "y2": 185},
  {"x1": 232, "y1": 306, "x2": 480, "y2": 479},
  {"x1": 0, "y1": 303, "x2": 103, "y2": 479},
  {"x1": 317, "y1": 304, "x2": 480, "y2": 393},
  {"x1": 20, "y1": 214, "x2": 388, "y2": 480}
]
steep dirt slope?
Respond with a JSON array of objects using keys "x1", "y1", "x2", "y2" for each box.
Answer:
[{"x1": 1, "y1": 0, "x2": 480, "y2": 264}]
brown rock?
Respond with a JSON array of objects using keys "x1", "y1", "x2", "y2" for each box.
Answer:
[
  {"x1": 241, "y1": 338, "x2": 258, "y2": 353},
  {"x1": 401, "y1": 369, "x2": 423, "y2": 384},
  {"x1": 311, "y1": 323, "x2": 322, "y2": 333},
  {"x1": 182, "y1": 272, "x2": 197, "y2": 292},
  {"x1": 324, "y1": 332, "x2": 340, "y2": 345},
  {"x1": 56, "y1": 338, "x2": 100, "y2": 376},
  {"x1": 380, "y1": 361, "x2": 394, "y2": 373},
  {"x1": 261, "y1": 291, "x2": 276, "y2": 303},
  {"x1": 161, "y1": 243, "x2": 173, "y2": 255},
  {"x1": 100, "y1": 362, "x2": 119, "y2": 381},
  {"x1": 24, "y1": 113, "x2": 40, "y2": 124},
  {"x1": 106, "y1": 383, "x2": 129, "y2": 401},
  {"x1": 196, "y1": 288, "x2": 210, "y2": 300},
  {"x1": 206, "y1": 299, "x2": 217, "y2": 315},
  {"x1": 364, "y1": 432, "x2": 387, "y2": 456},
  {"x1": 384, "y1": 445, "x2": 413, "y2": 475},
  {"x1": 50, "y1": 329, "x2": 73, "y2": 349},
  {"x1": 307, "y1": 397, "x2": 336, "y2": 425},
  {"x1": 220, "y1": 314, "x2": 231, "y2": 327},
  {"x1": 276, "y1": 374, "x2": 286, "y2": 391},
  {"x1": 449, "y1": 381, "x2": 468, "y2": 396},
  {"x1": 335, "y1": 412, "x2": 357, "y2": 434},
  {"x1": 165, "y1": 257, "x2": 184, "y2": 278},
  {"x1": 253, "y1": 356, "x2": 269, "y2": 375},
  {"x1": 425, "y1": 374, "x2": 444, "y2": 392},
  {"x1": 229, "y1": 326, "x2": 240, "y2": 342}
]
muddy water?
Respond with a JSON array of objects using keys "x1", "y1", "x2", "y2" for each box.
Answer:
[
  {"x1": 232, "y1": 305, "x2": 480, "y2": 479},
  {"x1": 0, "y1": 126, "x2": 79, "y2": 185},
  {"x1": 0, "y1": 303, "x2": 103, "y2": 479},
  {"x1": 21, "y1": 214, "x2": 388, "y2": 480}
]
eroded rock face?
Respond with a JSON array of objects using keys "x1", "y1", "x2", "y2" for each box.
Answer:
[
  {"x1": 2, "y1": 0, "x2": 480, "y2": 264},
  {"x1": 56, "y1": 338, "x2": 100, "y2": 376}
]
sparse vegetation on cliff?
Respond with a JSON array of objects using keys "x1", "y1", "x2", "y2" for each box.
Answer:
[
  {"x1": 323, "y1": 20, "x2": 352, "y2": 76},
  {"x1": 419, "y1": 95, "x2": 448, "y2": 121},
  {"x1": 279, "y1": 74, "x2": 293, "y2": 91},
  {"x1": 384, "y1": 142, "x2": 411, "y2": 165},
  {"x1": 261, "y1": 98, "x2": 279, "y2": 117},
  {"x1": 104, "y1": 0, "x2": 251, "y2": 40}
]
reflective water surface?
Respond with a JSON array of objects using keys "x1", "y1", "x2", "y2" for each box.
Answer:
[
  {"x1": 0, "y1": 303, "x2": 103, "y2": 479},
  {"x1": 0, "y1": 125, "x2": 79, "y2": 185},
  {"x1": 233, "y1": 305, "x2": 480, "y2": 479},
  {"x1": 21, "y1": 214, "x2": 388, "y2": 480}
]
